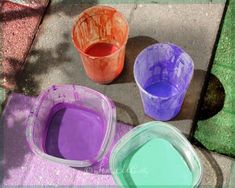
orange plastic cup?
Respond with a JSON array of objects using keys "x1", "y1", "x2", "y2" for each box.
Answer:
[{"x1": 72, "y1": 6, "x2": 129, "y2": 84}]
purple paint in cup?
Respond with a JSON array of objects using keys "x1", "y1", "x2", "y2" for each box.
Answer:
[
  {"x1": 134, "y1": 43, "x2": 194, "y2": 121},
  {"x1": 26, "y1": 85, "x2": 116, "y2": 167}
]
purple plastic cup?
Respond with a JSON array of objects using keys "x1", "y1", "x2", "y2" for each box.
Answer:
[
  {"x1": 26, "y1": 85, "x2": 116, "y2": 167},
  {"x1": 134, "y1": 43, "x2": 194, "y2": 121}
]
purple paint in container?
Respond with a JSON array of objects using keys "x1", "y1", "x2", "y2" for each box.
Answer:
[
  {"x1": 45, "y1": 103, "x2": 105, "y2": 161},
  {"x1": 134, "y1": 43, "x2": 194, "y2": 121},
  {"x1": 26, "y1": 85, "x2": 116, "y2": 167}
]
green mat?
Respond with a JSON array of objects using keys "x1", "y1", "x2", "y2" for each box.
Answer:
[{"x1": 195, "y1": 0, "x2": 235, "y2": 156}]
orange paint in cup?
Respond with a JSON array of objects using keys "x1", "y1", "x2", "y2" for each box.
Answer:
[{"x1": 72, "y1": 6, "x2": 129, "y2": 84}]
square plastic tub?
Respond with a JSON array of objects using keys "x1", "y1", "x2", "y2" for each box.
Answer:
[
  {"x1": 110, "y1": 121, "x2": 202, "y2": 187},
  {"x1": 26, "y1": 85, "x2": 116, "y2": 167}
]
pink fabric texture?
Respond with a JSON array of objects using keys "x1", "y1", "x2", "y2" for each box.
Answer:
[{"x1": 2, "y1": 93, "x2": 133, "y2": 186}]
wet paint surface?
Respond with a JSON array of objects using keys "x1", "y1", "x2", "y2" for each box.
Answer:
[
  {"x1": 72, "y1": 6, "x2": 128, "y2": 83},
  {"x1": 45, "y1": 103, "x2": 105, "y2": 161},
  {"x1": 145, "y1": 80, "x2": 179, "y2": 98},
  {"x1": 119, "y1": 139, "x2": 193, "y2": 187},
  {"x1": 85, "y1": 42, "x2": 118, "y2": 57}
]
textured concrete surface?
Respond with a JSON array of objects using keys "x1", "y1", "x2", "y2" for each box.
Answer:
[
  {"x1": 229, "y1": 162, "x2": 235, "y2": 187},
  {"x1": 18, "y1": 2, "x2": 224, "y2": 135},
  {"x1": 0, "y1": 1, "x2": 48, "y2": 89},
  {"x1": 196, "y1": 147, "x2": 234, "y2": 187},
  {"x1": 13, "y1": 1, "x2": 235, "y2": 187}
]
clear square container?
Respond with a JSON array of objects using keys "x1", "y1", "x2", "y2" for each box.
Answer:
[
  {"x1": 26, "y1": 85, "x2": 116, "y2": 167},
  {"x1": 110, "y1": 121, "x2": 202, "y2": 187}
]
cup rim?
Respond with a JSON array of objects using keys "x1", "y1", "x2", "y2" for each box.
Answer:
[
  {"x1": 71, "y1": 5, "x2": 129, "y2": 59},
  {"x1": 109, "y1": 121, "x2": 203, "y2": 187},
  {"x1": 26, "y1": 84, "x2": 116, "y2": 167},
  {"x1": 133, "y1": 43, "x2": 194, "y2": 100}
]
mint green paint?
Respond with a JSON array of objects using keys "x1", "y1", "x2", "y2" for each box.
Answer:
[{"x1": 118, "y1": 138, "x2": 193, "y2": 187}]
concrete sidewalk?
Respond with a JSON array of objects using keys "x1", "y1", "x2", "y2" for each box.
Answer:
[{"x1": 1, "y1": 0, "x2": 234, "y2": 187}]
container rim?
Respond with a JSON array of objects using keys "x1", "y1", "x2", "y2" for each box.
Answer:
[
  {"x1": 133, "y1": 43, "x2": 194, "y2": 100},
  {"x1": 26, "y1": 84, "x2": 116, "y2": 167},
  {"x1": 71, "y1": 5, "x2": 129, "y2": 59},
  {"x1": 109, "y1": 121, "x2": 203, "y2": 187}
]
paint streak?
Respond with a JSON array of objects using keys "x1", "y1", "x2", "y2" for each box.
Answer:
[
  {"x1": 72, "y1": 6, "x2": 128, "y2": 84},
  {"x1": 145, "y1": 81, "x2": 179, "y2": 98}
]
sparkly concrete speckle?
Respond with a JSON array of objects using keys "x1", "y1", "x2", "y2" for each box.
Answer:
[
  {"x1": 1, "y1": 1, "x2": 47, "y2": 89},
  {"x1": 195, "y1": 147, "x2": 233, "y2": 187}
]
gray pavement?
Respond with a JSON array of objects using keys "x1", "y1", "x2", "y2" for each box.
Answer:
[
  {"x1": 16, "y1": 1, "x2": 234, "y2": 187},
  {"x1": 196, "y1": 147, "x2": 234, "y2": 187},
  {"x1": 18, "y1": 2, "x2": 224, "y2": 133}
]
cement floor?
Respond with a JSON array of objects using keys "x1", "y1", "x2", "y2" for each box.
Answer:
[{"x1": 3, "y1": 0, "x2": 235, "y2": 187}]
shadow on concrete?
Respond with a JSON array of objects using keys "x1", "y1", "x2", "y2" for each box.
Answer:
[
  {"x1": 0, "y1": 0, "x2": 98, "y2": 22},
  {"x1": 114, "y1": 101, "x2": 140, "y2": 126},
  {"x1": 174, "y1": 70, "x2": 225, "y2": 121},
  {"x1": 0, "y1": 3, "x2": 44, "y2": 23},
  {"x1": 200, "y1": 148, "x2": 224, "y2": 187},
  {"x1": 113, "y1": 36, "x2": 158, "y2": 84},
  {"x1": 47, "y1": 0, "x2": 98, "y2": 17},
  {"x1": 173, "y1": 69, "x2": 207, "y2": 120},
  {"x1": 15, "y1": 33, "x2": 72, "y2": 96},
  {"x1": 0, "y1": 0, "x2": 98, "y2": 90},
  {"x1": 198, "y1": 73, "x2": 225, "y2": 120}
]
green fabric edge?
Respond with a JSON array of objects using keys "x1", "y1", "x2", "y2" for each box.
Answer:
[{"x1": 195, "y1": 0, "x2": 235, "y2": 156}]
